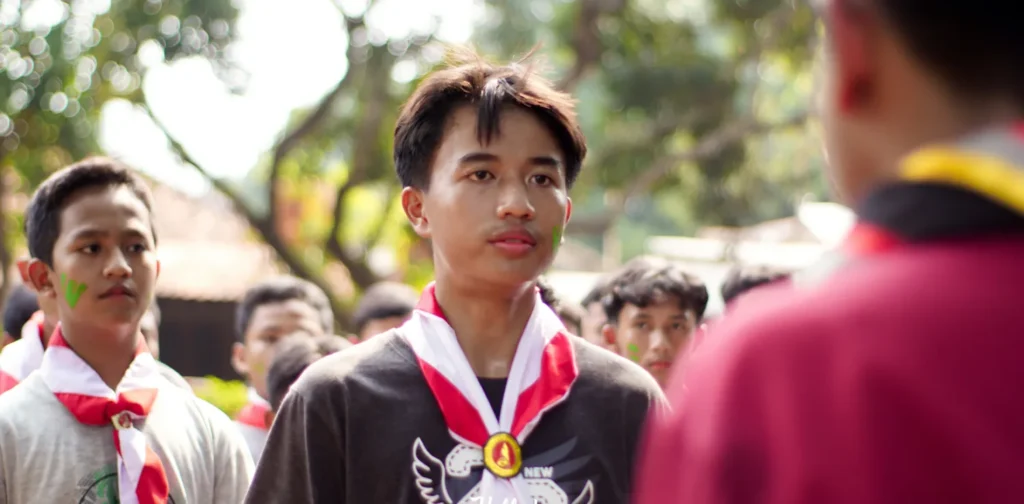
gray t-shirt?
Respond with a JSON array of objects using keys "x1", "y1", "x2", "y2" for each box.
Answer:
[{"x1": 0, "y1": 373, "x2": 254, "y2": 504}]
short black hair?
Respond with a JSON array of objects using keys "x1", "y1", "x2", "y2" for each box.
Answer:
[
  {"x1": 235, "y1": 276, "x2": 334, "y2": 342},
  {"x1": 146, "y1": 299, "x2": 161, "y2": 325},
  {"x1": 394, "y1": 51, "x2": 587, "y2": 190},
  {"x1": 3, "y1": 285, "x2": 39, "y2": 339},
  {"x1": 720, "y1": 264, "x2": 791, "y2": 305},
  {"x1": 602, "y1": 256, "x2": 709, "y2": 325},
  {"x1": 25, "y1": 157, "x2": 156, "y2": 267},
  {"x1": 353, "y1": 282, "x2": 418, "y2": 334},
  {"x1": 267, "y1": 334, "x2": 350, "y2": 411},
  {"x1": 851, "y1": 1, "x2": 1023, "y2": 108}
]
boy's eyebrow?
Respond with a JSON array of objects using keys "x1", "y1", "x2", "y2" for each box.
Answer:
[
  {"x1": 458, "y1": 152, "x2": 563, "y2": 168},
  {"x1": 67, "y1": 228, "x2": 108, "y2": 241},
  {"x1": 68, "y1": 226, "x2": 151, "y2": 241}
]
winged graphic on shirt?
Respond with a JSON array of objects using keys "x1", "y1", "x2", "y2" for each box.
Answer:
[{"x1": 412, "y1": 437, "x2": 595, "y2": 504}]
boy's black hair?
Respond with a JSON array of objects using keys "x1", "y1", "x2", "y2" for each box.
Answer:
[
  {"x1": 602, "y1": 256, "x2": 709, "y2": 325},
  {"x1": 867, "y1": 1, "x2": 1024, "y2": 108},
  {"x1": 352, "y1": 282, "x2": 418, "y2": 334},
  {"x1": 267, "y1": 334, "x2": 350, "y2": 411},
  {"x1": 235, "y1": 276, "x2": 334, "y2": 342},
  {"x1": 394, "y1": 51, "x2": 587, "y2": 190},
  {"x1": 3, "y1": 284, "x2": 39, "y2": 339},
  {"x1": 720, "y1": 264, "x2": 791, "y2": 305},
  {"x1": 25, "y1": 157, "x2": 157, "y2": 267}
]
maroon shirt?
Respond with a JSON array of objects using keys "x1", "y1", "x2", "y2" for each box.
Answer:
[{"x1": 636, "y1": 181, "x2": 1024, "y2": 503}]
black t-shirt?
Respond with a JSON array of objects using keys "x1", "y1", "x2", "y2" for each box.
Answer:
[{"x1": 244, "y1": 329, "x2": 666, "y2": 504}]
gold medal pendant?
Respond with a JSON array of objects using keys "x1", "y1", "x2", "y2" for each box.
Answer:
[{"x1": 483, "y1": 432, "x2": 523, "y2": 479}]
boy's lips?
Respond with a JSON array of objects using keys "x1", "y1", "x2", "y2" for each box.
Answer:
[
  {"x1": 647, "y1": 360, "x2": 673, "y2": 370},
  {"x1": 100, "y1": 285, "x2": 135, "y2": 298}
]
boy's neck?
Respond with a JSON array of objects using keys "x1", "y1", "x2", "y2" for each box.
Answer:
[
  {"x1": 61, "y1": 322, "x2": 140, "y2": 390},
  {"x1": 434, "y1": 277, "x2": 537, "y2": 379}
]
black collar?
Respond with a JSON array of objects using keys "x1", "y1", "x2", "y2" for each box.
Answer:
[{"x1": 857, "y1": 182, "x2": 1024, "y2": 242}]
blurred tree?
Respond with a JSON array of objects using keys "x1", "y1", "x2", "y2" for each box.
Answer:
[
  {"x1": 147, "y1": 0, "x2": 440, "y2": 327},
  {"x1": 145, "y1": 0, "x2": 825, "y2": 327},
  {"x1": 0, "y1": 0, "x2": 239, "y2": 301},
  {"x1": 478, "y1": 0, "x2": 822, "y2": 259}
]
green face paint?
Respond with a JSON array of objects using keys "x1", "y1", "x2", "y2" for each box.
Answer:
[
  {"x1": 626, "y1": 343, "x2": 641, "y2": 363},
  {"x1": 60, "y1": 273, "x2": 88, "y2": 309},
  {"x1": 552, "y1": 225, "x2": 563, "y2": 254}
]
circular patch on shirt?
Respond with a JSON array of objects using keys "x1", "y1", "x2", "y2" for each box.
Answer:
[
  {"x1": 111, "y1": 412, "x2": 133, "y2": 430},
  {"x1": 483, "y1": 432, "x2": 522, "y2": 479}
]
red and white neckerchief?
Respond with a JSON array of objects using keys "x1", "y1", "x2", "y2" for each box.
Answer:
[
  {"x1": 235, "y1": 387, "x2": 270, "y2": 431},
  {"x1": 0, "y1": 311, "x2": 47, "y2": 394},
  {"x1": 39, "y1": 326, "x2": 170, "y2": 504},
  {"x1": 402, "y1": 282, "x2": 579, "y2": 502}
]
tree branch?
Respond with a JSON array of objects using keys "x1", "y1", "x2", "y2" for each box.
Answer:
[
  {"x1": 566, "y1": 111, "x2": 810, "y2": 237},
  {"x1": 142, "y1": 104, "x2": 353, "y2": 328},
  {"x1": 557, "y1": 0, "x2": 628, "y2": 91},
  {"x1": 624, "y1": 111, "x2": 810, "y2": 200},
  {"x1": 267, "y1": 14, "x2": 368, "y2": 233}
]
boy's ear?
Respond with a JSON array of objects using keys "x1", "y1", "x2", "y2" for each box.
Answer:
[
  {"x1": 155, "y1": 259, "x2": 161, "y2": 280},
  {"x1": 231, "y1": 342, "x2": 250, "y2": 377},
  {"x1": 26, "y1": 259, "x2": 56, "y2": 299},
  {"x1": 401, "y1": 187, "x2": 431, "y2": 239}
]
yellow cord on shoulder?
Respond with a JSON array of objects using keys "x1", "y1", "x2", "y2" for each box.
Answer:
[{"x1": 900, "y1": 147, "x2": 1024, "y2": 215}]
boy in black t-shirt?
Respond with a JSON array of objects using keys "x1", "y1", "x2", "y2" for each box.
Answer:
[{"x1": 246, "y1": 54, "x2": 664, "y2": 504}]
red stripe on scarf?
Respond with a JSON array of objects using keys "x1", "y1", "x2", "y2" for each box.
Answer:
[
  {"x1": 416, "y1": 356, "x2": 491, "y2": 446},
  {"x1": 510, "y1": 331, "x2": 577, "y2": 438},
  {"x1": 844, "y1": 223, "x2": 903, "y2": 256}
]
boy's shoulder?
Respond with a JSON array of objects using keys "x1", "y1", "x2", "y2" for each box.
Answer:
[
  {"x1": 0, "y1": 373, "x2": 56, "y2": 421},
  {"x1": 570, "y1": 336, "x2": 663, "y2": 400}
]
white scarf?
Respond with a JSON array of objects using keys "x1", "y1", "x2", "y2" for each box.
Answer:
[
  {"x1": 402, "y1": 282, "x2": 579, "y2": 503},
  {"x1": 39, "y1": 327, "x2": 170, "y2": 504}
]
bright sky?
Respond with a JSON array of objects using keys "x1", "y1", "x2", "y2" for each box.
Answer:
[{"x1": 97, "y1": 0, "x2": 484, "y2": 196}]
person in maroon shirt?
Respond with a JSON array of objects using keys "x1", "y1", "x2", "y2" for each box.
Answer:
[{"x1": 635, "y1": 0, "x2": 1024, "y2": 503}]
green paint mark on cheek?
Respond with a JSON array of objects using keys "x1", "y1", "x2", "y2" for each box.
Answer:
[
  {"x1": 60, "y1": 273, "x2": 88, "y2": 309},
  {"x1": 552, "y1": 225, "x2": 563, "y2": 254},
  {"x1": 626, "y1": 343, "x2": 641, "y2": 363}
]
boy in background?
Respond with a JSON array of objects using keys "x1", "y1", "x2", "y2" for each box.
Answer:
[
  {"x1": 0, "y1": 157, "x2": 252, "y2": 503},
  {"x1": 231, "y1": 275, "x2": 342, "y2": 462},
  {"x1": 601, "y1": 256, "x2": 708, "y2": 388},
  {"x1": 351, "y1": 281, "x2": 418, "y2": 342},
  {"x1": 1, "y1": 285, "x2": 39, "y2": 351},
  {"x1": 263, "y1": 333, "x2": 350, "y2": 427}
]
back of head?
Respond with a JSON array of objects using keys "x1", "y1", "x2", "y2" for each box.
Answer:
[
  {"x1": 720, "y1": 264, "x2": 792, "y2": 305},
  {"x1": 25, "y1": 157, "x2": 156, "y2": 267},
  {"x1": 236, "y1": 276, "x2": 334, "y2": 341},
  {"x1": 602, "y1": 256, "x2": 709, "y2": 324},
  {"x1": 394, "y1": 50, "x2": 587, "y2": 190},
  {"x1": 867, "y1": 0, "x2": 1024, "y2": 108},
  {"x1": 266, "y1": 334, "x2": 350, "y2": 411},
  {"x1": 353, "y1": 281, "x2": 419, "y2": 334},
  {"x1": 3, "y1": 284, "x2": 40, "y2": 339}
]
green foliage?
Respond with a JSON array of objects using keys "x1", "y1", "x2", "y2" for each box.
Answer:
[
  {"x1": 1, "y1": 0, "x2": 239, "y2": 183},
  {"x1": 191, "y1": 376, "x2": 248, "y2": 418}
]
